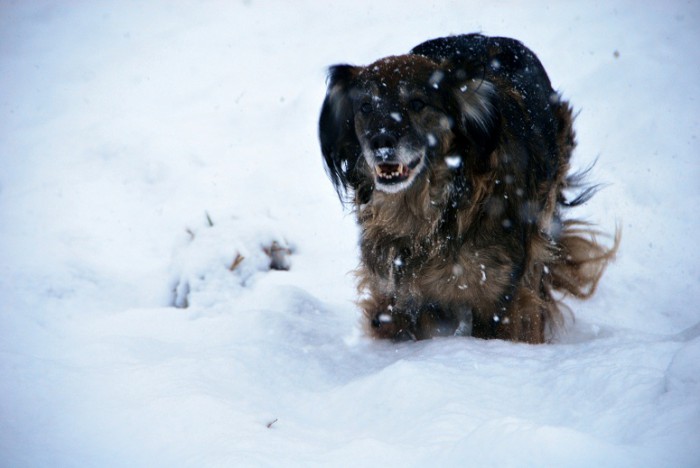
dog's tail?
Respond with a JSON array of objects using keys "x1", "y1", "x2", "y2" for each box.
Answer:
[
  {"x1": 538, "y1": 98, "x2": 620, "y2": 338},
  {"x1": 549, "y1": 97, "x2": 620, "y2": 299},
  {"x1": 547, "y1": 221, "x2": 620, "y2": 300}
]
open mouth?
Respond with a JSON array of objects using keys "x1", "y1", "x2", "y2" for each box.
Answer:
[
  {"x1": 375, "y1": 163, "x2": 410, "y2": 183},
  {"x1": 374, "y1": 158, "x2": 422, "y2": 185}
]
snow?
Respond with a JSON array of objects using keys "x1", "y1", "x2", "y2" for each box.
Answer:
[
  {"x1": 444, "y1": 155, "x2": 462, "y2": 169},
  {"x1": 1, "y1": 1, "x2": 699, "y2": 466}
]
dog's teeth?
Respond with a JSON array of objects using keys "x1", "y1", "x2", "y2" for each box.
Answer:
[{"x1": 376, "y1": 163, "x2": 406, "y2": 179}]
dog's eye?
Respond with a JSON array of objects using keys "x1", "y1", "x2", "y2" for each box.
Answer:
[
  {"x1": 360, "y1": 102, "x2": 373, "y2": 114},
  {"x1": 409, "y1": 99, "x2": 426, "y2": 112}
]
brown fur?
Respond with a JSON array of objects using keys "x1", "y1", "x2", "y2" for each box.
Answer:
[{"x1": 319, "y1": 34, "x2": 618, "y2": 343}]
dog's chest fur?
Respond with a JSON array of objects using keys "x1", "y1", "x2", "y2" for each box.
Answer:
[{"x1": 357, "y1": 164, "x2": 515, "y2": 312}]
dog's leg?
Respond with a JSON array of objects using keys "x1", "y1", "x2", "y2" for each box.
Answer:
[
  {"x1": 471, "y1": 287, "x2": 548, "y2": 344},
  {"x1": 453, "y1": 305, "x2": 474, "y2": 337},
  {"x1": 414, "y1": 303, "x2": 463, "y2": 339},
  {"x1": 362, "y1": 294, "x2": 417, "y2": 341},
  {"x1": 365, "y1": 295, "x2": 473, "y2": 341}
]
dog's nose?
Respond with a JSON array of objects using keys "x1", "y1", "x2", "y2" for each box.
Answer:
[{"x1": 370, "y1": 133, "x2": 397, "y2": 154}]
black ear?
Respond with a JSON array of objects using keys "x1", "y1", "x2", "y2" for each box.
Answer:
[
  {"x1": 412, "y1": 34, "x2": 500, "y2": 163},
  {"x1": 319, "y1": 64, "x2": 363, "y2": 200},
  {"x1": 442, "y1": 61, "x2": 501, "y2": 169}
]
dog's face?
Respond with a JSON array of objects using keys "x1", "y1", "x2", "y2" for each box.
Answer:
[
  {"x1": 320, "y1": 54, "x2": 498, "y2": 199},
  {"x1": 351, "y1": 56, "x2": 454, "y2": 193}
]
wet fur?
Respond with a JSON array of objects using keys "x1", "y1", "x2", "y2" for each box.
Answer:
[{"x1": 319, "y1": 34, "x2": 618, "y2": 343}]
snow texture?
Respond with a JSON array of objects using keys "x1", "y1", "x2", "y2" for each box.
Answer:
[{"x1": 1, "y1": 1, "x2": 699, "y2": 466}]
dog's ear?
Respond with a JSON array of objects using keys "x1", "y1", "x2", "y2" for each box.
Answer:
[
  {"x1": 319, "y1": 64, "x2": 363, "y2": 200},
  {"x1": 412, "y1": 35, "x2": 501, "y2": 168},
  {"x1": 441, "y1": 61, "x2": 501, "y2": 169}
]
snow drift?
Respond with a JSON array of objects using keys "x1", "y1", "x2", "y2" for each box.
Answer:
[{"x1": 1, "y1": 1, "x2": 699, "y2": 466}]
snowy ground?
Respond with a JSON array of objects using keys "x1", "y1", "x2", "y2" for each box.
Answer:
[{"x1": 1, "y1": 1, "x2": 699, "y2": 466}]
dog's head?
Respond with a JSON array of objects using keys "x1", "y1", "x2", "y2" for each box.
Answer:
[{"x1": 319, "y1": 53, "x2": 499, "y2": 200}]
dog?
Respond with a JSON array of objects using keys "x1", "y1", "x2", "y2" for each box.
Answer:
[{"x1": 319, "y1": 34, "x2": 618, "y2": 343}]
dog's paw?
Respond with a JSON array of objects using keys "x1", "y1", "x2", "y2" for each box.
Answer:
[
  {"x1": 392, "y1": 328, "x2": 418, "y2": 342},
  {"x1": 368, "y1": 310, "x2": 416, "y2": 341}
]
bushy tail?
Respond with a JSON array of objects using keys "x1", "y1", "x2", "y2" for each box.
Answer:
[{"x1": 548, "y1": 220, "x2": 620, "y2": 300}]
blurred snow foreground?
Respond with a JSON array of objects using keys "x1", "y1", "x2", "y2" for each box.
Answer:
[{"x1": 1, "y1": 1, "x2": 700, "y2": 467}]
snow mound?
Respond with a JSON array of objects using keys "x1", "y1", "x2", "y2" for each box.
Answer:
[{"x1": 171, "y1": 213, "x2": 293, "y2": 308}]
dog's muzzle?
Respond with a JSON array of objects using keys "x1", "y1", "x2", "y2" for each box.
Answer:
[{"x1": 366, "y1": 142, "x2": 425, "y2": 193}]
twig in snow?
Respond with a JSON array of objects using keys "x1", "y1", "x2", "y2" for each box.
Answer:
[{"x1": 229, "y1": 253, "x2": 245, "y2": 271}]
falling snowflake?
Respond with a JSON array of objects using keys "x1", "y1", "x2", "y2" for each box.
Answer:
[{"x1": 444, "y1": 156, "x2": 461, "y2": 168}]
